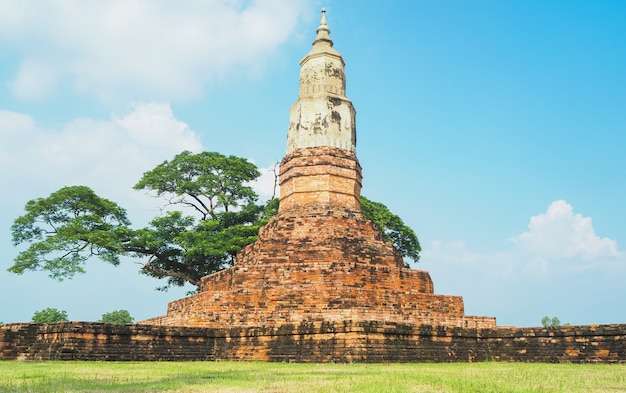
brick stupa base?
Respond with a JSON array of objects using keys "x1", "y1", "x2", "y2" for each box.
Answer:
[{"x1": 143, "y1": 147, "x2": 496, "y2": 329}]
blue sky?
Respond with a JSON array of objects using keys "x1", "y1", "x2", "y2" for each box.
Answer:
[{"x1": 1, "y1": 1, "x2": 625, "y2": 327}]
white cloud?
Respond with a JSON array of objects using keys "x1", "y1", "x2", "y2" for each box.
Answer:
[
  {"x1": 114, "y1": 102, "x2": 202, "y2": 159},
  {"x1": 0, "y1": 0, "x2": 316, "y2": 103},
  {"x1": 0, "y1": 103, "x2": 203, "y2": 224},
  {"x1": 421, "y1": 200, "x2": 626, "y2": 326},
  {"x1": 424, "y1": 200, "x2": 623, "y2": 278},
  {"x1": 512, "y1": 200, "x2": 620, "y2": 260},
  {"x1": 1, "y1": 103, "x2": 278, "y2": 222},
  {"x1": 9, "y1": 59, "x2": 58, "y2": 100},
  {"x1": 0, "y1": 110, "x2": 37, "y2": 155},
  {"x1": 251, "y1": 164, "x2": 280, "y2": 201}
]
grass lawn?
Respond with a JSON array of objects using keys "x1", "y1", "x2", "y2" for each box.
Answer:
[{"x1": 0, "y1": 361, "x2": 624, "y2": 392}]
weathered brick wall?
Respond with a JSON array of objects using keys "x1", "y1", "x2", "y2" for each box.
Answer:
[
  {"x1": 279, "y1": 146, "x2": 362, "y2": 213},
  {"x1": 143, "y1": 206, "x2": 494, "y2": 329},
  {"x1": 0, "y1": 322, "x2": 220, "y2": 361},
  {"x1": 140, "y1": 144, "x2": 495, "y2": 330},
  {"x1": 2, "y1": 321, "x2": 624, "y2": 363},
  {"x1": 477, "y1": 324, "x2": 626, "y2": 363}
]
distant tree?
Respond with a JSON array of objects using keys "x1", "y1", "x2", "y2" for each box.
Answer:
[
  {"x1": 541, "y1": 316, "x2": 561, "y2": 327},
  {"x1": 360, "y1": 196, "x2": 421, "y2": 265},
  {"x1": 31, "y1": 308, "x2": 68, "y2": 324},
  {"x1": 99, "y1": 309, "x2": 134, "y2": 324}
]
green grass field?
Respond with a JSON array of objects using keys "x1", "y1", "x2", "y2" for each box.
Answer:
[{"x1": 0, "y1": 361, "x2": 625, "y2": 393}]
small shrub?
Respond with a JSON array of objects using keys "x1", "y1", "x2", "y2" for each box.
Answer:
[{"x1": 541, "y1": 316, "x2": 561, "y2": 327}]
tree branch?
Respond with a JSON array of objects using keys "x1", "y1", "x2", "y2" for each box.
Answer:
[
  {"x1": 140, "y1": 257, "x2": 201, "y2": 287},
  {"x1": 126, "y1": 245, "x2": 202, "y2": 287}
]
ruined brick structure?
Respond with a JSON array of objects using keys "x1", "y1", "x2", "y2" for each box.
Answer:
[
  {"x1": 142, "y1": 9, "x2": 495, "y2": 330},
  {"x1": 2, "y1": 10, "x2": 624, "y2": 364},
  {"x1": 2, "y1": 322, "x2": 625, "y2": 363}
]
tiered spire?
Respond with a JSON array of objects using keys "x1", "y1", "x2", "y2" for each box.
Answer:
[
  {"x1": 286, "y1": 8, "x2": 356, "y2": 153},
  {"x1": 312, "y1": 8, "x2": 332, "y2": 47}
]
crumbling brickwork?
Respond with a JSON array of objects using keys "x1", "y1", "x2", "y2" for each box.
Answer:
[
  {"x1": 2, "y1": 321, "x2": 624, "y2": 363},
  {"x1": 142, "y1": 148, "x2": 495, "y2": 330},
  {"x1": 142, "y1": 10, "x2": 497, "y2": 332},
  {"x1": 279, "y1": 147, "x2": 362, "y2": 212}
]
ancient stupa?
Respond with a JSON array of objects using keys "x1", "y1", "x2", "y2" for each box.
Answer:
[{"x1": 145, "y1": 10, "x2": 495, "y2": 330}]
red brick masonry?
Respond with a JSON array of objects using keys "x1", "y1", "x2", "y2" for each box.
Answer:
[
  {"x1": 1, "y1": 321, "x2": 624, "y2": 363},
  {"x1": 279, "y1": 146, "x2": 362, "y2": 212},
  {"x1": 142, "y1": 146, "x2": 495, "y2": 329}
]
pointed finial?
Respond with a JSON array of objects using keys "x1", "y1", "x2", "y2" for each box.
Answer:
[{"x1": 313, "y1": 8, "x2": 333, "y2": 47}]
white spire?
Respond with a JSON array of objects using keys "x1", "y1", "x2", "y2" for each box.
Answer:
[
  {"x1": 312, "y1": 8, "x2": 333, "y2": 47},
  {"x1": 285, "y1": 8, "x2": 357, "y2": 154}
]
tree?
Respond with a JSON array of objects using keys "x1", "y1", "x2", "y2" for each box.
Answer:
[
  {"x1": 360, "y1": 196, "x2": 421, "y2": 265},
  {"x1": 130, "y1": 151, "x2": 276, "y2": 289},
  {"x1": 31, "y1": 308, "x2": 68, "y2": 323},
  {"x1": 10, "y1": 151, "x2": 276, "y2": 291},
  {"x1": 541, "y1": 316, "x2": 561, "y2": 327},
  {"x1": 10, "y1": 185, "x2": 131, "y2": 281},
  {"x1": 133, "y1": 151, "x2": 260, "y2": 220},
  {"x1": 9, "y1": 150, "x2": 419, "y2": 291},
  {"x1": 100, "y1": 309, "x2": 134, "y2": 324}
]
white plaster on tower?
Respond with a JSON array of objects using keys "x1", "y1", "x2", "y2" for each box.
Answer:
[{"x1": 286, "y1": 8, "x2": 357, "y2": 154}]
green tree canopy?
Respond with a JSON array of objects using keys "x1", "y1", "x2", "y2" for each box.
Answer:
[
  {"x1": 133, "y1": 151, "x2": 260, "y2": 219},
  {"x1": 31, "y1": 308, "x2": 68, "y2": 324},
  {"x1": 100, "y1": 309, "x2": 134, "y2": 324},
  {"x1": 10, "y1": 185, "x2": 130, "y2": 281},
  {"x1": 9, "y1": 150, "x2": 419, "y2": 291},
  {"x1": 361, "y1": 196, "x2": 421, "y2": 265},
  {"x1": 10, "y1": 151, "x2": 276, "y2": 290}
]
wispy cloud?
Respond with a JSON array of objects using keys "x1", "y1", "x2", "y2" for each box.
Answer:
[
  {"x1": 2, "y1": 102, "x2": 281, "y2": 223},
  {"x1": 1, "y1": 103, "x2": 202, "y2": 223},
  {"x1": 0, "y1": 0, "x2": 315, "y2": 103},
  {"x1": 513, "y1": 200, "x2": 620, "y2": 260}
]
